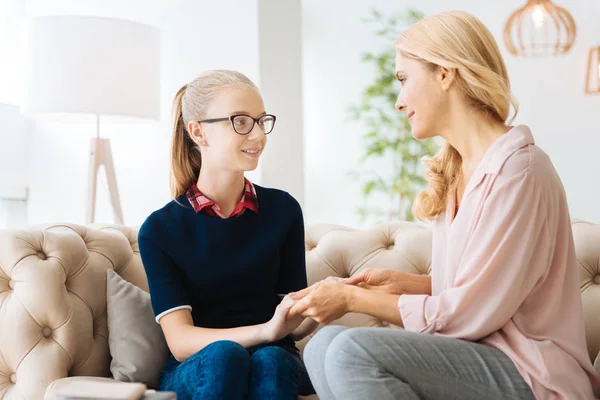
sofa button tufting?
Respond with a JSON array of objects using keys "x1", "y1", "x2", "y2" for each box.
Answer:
[
  {"x1": 42, "y1": 327, "x2": 52, "y2": 337},
  {"x1": 9, "y1": 373, "x2": 16, "y2": 384},
  {"x1": 8, "y1": 279, "x2": 14, "y2": 289},
  {"x1": 37, "y1": 251, "x2": 47, "y2": 260},
  {"x1": 594, "y1": 275, "x2": 600, "y2": 285}
]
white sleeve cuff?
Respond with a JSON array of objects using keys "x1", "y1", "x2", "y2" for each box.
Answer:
[{"x1": 155, "y1": 305, "x2": 192, "y2": 323}]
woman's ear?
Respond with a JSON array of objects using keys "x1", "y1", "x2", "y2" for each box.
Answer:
[
  {"x1": 438, "y1": 66, "x2": 457, "y2": 91},
  {"x1": 188, "y1": 121, "x2": 207, "y2": 146}
]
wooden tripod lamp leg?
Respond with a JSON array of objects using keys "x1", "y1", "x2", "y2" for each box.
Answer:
[
  {"x1": 85, "y1": 137, "x2": 101, "y2": 224},
  {"x1": 85, "y1": 137, "x2": 124, "y2": 225},
  {"x1": 101, "y1": 138, "x2": 124, "y2": 225}
]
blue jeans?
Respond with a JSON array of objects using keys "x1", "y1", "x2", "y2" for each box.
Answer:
[{"x1": 159, "y1": 340, "x2": 315, "y2": 400}]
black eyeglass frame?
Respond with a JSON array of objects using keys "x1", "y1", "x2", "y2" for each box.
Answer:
[{"x1": 198, "y1": 113, "x2": 277, "y2": 135}]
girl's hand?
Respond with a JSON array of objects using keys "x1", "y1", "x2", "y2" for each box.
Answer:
[{"x1": 260, "y1": 295, "x2": 304, "y2": 343}]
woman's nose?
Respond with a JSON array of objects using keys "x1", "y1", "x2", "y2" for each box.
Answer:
[{"x1": 395, "y1": 95, "x2": 406, "y2": 112}]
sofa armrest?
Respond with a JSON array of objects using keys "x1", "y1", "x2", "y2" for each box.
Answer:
[{"x1": 0, "y1": 224, "x2": 146, "y2": 400}]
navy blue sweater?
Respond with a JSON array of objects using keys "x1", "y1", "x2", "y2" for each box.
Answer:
[{"x1": 138, "y1": 185, "x2": 307, "y2": 350}]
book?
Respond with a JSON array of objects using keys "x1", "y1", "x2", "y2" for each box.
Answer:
[
  {"x1": 140, "y1": 391, "x2": 177, "y2": 400},
  {"x1": 57, "y1": 381, "x2": 147, "y2": 400}
]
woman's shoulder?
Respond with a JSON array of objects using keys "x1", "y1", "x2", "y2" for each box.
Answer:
[
  {"x1": 498, "y1": 126, "x2": 560, "y2": 187},
  {"x1": 496, "y1": 128, "x2": 566, "y2": 211}
]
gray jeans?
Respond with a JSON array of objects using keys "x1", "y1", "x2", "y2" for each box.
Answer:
[{"x1": 303, "y1": 326, "x2": 535, "y2": 400}]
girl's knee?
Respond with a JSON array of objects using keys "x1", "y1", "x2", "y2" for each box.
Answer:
[
  {"x1": 160, "y1": 341, "x2": 251, "y2": 398},
  {"x1": 249, "y1": 346, "x2": 300, "y2": 397},
  {"x1": 251, "y1": 345, "x2": 290, "y2": 365},
  {"x1": 251, "y1": 346, "x2": 297, "y2": 382},
  {"x1": 197, "y1": 340, "x2": 250, "y2": 370},
  {"x1": 204, "y1": 339, "x2": 246, "y2": 354}
]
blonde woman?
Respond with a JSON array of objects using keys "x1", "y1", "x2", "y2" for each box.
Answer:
[
  {"x1": 288, "y1": 11, "x2": 600, "y2": 400},
  {"x1": 138, "y1": 70, "x2": 317, "y2": 399}
]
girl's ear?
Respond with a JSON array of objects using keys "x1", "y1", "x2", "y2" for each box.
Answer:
[{"x1": 188, "y1": 121, "x2": 207, "y2": 146}]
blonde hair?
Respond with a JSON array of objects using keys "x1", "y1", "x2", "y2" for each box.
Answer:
[
  {"x1": 170, "y1": 70, "x2": 258, "y2": 198},
  {"x1": 395, "y1": 11, "x2": 519, "y2": 220}
]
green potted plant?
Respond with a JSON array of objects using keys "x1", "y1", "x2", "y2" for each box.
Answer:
[{"x1": 349, "y1": 8, "x2": 439, "y2": 223}]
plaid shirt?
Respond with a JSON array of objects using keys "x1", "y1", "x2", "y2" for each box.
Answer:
[{"x1": 186, "y1": 178, "x2": 258, "y2": 218}]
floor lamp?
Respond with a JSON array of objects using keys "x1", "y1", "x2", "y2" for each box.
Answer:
[{"x1": 22, "y1": 16, "x2": 160, "y2": 224}]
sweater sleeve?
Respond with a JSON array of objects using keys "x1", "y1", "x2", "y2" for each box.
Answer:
[
  {"x1": 138, "y1": 214, "x2": 191, "y2": 323},
  {"x1": 275, "y1": 193, "x2": 308, "y2": 294}
]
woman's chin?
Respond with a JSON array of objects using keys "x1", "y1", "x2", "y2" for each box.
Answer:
[
  {"x1": 411, "y1": 127, "x2": 433, "y2": 141},
  {"x1": 411, "y1": 130, "x2": 424, "y2": 140}
]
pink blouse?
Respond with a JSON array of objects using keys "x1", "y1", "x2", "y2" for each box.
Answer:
[{"x1": 399, "y1": 125, "x2": 600, "y2": 399}]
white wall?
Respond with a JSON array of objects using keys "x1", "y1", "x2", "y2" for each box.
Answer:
[
  {"x1": 302, "y1": 0, "x2": 600, "y2": 227},
  {"x1": 258, "y1": 0, "x2": 305, "y2": 205},
  {"x1": 0, "y1": 0, "x2": 26, "y2": 105}
]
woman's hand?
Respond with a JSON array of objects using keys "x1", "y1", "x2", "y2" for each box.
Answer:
[
  {"x1": 344, "y1": 268, "x2": 405, "y2": 294},
  {"x1": 287, "y1": 280, "x2": 354, "y2": 325},
  {"x1": 345, "y1": 268, "x2": 432, "y2": 296},
  {"x1": 260, "y1": 295, "x2": 305, "y2": 343}
]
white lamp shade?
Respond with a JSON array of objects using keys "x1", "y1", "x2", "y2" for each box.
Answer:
[{"x1": 22, "y1": 16, "x2": 160, "y2": 120}]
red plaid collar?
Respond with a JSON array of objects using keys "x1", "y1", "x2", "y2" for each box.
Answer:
[{"x1": 186, "y1": 178, "x2": 258, "y2": 218}]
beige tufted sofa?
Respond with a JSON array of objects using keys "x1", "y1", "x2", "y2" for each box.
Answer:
[{"x1": 0, "y1": 221, "x2": 599, "y2": 399}]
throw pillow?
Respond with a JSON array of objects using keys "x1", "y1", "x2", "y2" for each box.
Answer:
[{"x1": 106, "y1": 269, "x2": 170, "y2": 389}]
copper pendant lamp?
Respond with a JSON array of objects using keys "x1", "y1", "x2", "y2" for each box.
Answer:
[{"x1": 503, "y1": 0, "x2": 576, "y2": 57}]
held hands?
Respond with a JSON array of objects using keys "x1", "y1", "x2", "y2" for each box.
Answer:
[
  {"x1": 259, "y1": 269, "x2": 416, "y2": 343},
  {"x1": 277, "y1": 270, "x2": 415, "y2": 327},
  {"x1": 261, "y1": 295, "x2": 305, "y2": 343},
  {"x1": 287, "y1": 277, "x2": 353, "y2": 325}
]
